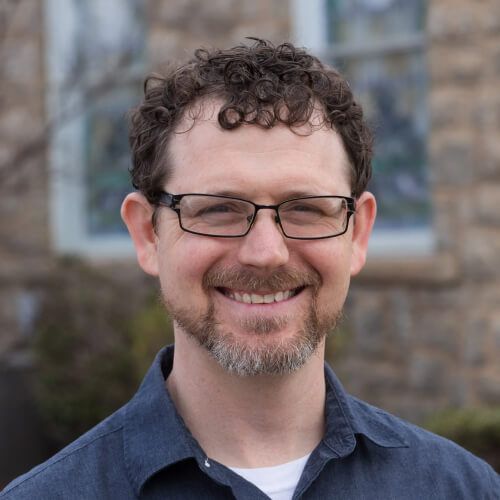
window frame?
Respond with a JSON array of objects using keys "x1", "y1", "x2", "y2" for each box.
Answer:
[
  {"x1": 291, "y1": 0, "x2": 435, "y2": 257},
  {"x1": 44, "y1": 0, "x2": 137, "y2": 257}
]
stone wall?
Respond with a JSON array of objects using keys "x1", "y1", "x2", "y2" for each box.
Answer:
[
  {"x1": 0, "y1": 0, "x2": 290, "y2": 361},
  {"x1": 0, "y1": 1, "x2": 51, "y2": 359},
  {"x1": 147, "y1": 0, "x2": 289, "y2": 65},
  {"x1": 1, "y1": 0, "x2": 499, "y2": 483},
  {"x1": 337, "y1": 0, "x2": 500, "y2": 421},
  {"x1": 0, "y1": 0, "x2": 290, "y2": 485}
]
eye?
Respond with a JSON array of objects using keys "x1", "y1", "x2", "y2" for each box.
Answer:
[
  {"x1": 281, "y1": 201, "x2": 326, "y2": 216},
  {"x1": 289, "y1": 203, "x2": 324, "y2": 214},
  {"x1": 198, "y1": 202, "x2": 245, "y2": 216}
]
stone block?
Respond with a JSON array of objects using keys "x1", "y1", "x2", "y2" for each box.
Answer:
[
  {"x1": 188, "y1": 14, "x2": 236, "y2": 39},
  {"x1": 429, "y1": 133, "x2": 477, "y2": 185},
  {"x1": 356, "y1": 364, "x2": 406, "y2": 399},
  {"x1": 462, "y1": 227, "x2": 500, "y2": 279},
  {"x1": 491, "y1": 313, "x2": 500, "y2": 350},
  {"x1": 409, "y1": 354, "x2": 449, "y2": 396},
  {"x1": 2, "y1": 38, "x2": 41, "y2": 87},
  {"x1": 482, "y1": 1, "x2": 500, "y2": 33},
  {"x1": 428, "y1": 2, "x2": 482, "y2": 41},
  {"x1": 429, "y1": 44, "x2": 484, "y2": 85},
  {"x1": 148, "y1": 29, "x2": 185, "y2": 66},
  {"x1": 430, "y1": 189, "x2": 463, "y2": 250},
  {"x1": 429, "y1": 88, "x2": 472, "y2": 130},
  {"x1": 476, "y1": 375, "x2": 500, "y2": 404},
  {"x1": 238, "y1": 0, "x2": 261, "y2": 20},
  {"x1": 447, "y1": 374, "x2": 468, "y2": 407},
  {"x1": 472, "y1": 91, "x2": 500, "y2": 132},
  {"x1": 494, "y1": 47, "x2": 500, "y2": 76},
  {"x1": 0, "y1": 0, "x2": 41, "y2": 38},
  {"x1": 481, "y1": 136, "x2": 500, "y2": 177},
  {"x1": 348, "y1": 289, "x2": 391, "y2": 359},
  {"x1": 0, "y1": 107, "x2": 44, "y2": 143},
  {"x1": 387, "y1": 290, "x2": 412, "y2": 347},
  {"x1": 153, "y1": 0, "x2": 198, "y2": 27},
  {"x1": 231, "y1": 23, "x2": 287, "y2": 45},
  {"x1": 413, "y1": 312, "x2": 460, "y2": 357},
  {"x1": 463, "y1": 319, "x2": 488, "y2": 366},
  {"x1": 473, "y1": 184, "x2": 500, "y2": 226}
]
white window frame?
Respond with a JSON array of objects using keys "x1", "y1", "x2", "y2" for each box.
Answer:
[
  {"x1": 291, "y1": 0, "x2": 435, "y2": 257},
  {"x1": 44, "y1": 0, "x2": 136, "y2": 258}
]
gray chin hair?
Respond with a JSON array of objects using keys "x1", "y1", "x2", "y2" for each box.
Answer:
[{"x1": 168, "y1": 301, "x2": 341, "y2": 377}]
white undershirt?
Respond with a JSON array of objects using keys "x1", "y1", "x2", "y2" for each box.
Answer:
[{"x1": 228, "y1": 453, "x2": 311, "y2": 500}]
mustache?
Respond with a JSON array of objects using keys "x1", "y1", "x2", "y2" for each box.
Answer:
[{"x1": 203, "y1": 265, "x2": 321, "y2": 292}]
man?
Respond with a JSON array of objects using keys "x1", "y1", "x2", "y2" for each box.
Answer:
[{"x1": 2, "y1": 39, "x2": 499, "y2": 499}]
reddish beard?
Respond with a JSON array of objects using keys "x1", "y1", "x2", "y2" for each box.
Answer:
[{"x1": 163, "y1": 265, "x2": 342, "y2": 376}]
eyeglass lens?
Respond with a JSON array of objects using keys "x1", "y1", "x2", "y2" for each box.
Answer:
[{"x1": 177, "y1": 195, "x2": 349, "y2": 238}]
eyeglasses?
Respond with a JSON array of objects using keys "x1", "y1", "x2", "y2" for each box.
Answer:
[{"x1": 155, "y1": 191, "x2": 356, "y2": 240}]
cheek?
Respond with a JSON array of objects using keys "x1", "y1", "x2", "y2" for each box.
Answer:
[
  {"x1": 305, "y1": 239, "x2": 351, "y2": 277},
  {"x1": 157, "y1": 236, "x2": 229, "y2": 292},
  {"x1": 305, "y1": 242, "x2": 352, "y2": 300}
]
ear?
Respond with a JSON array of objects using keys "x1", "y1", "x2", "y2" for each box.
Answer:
[
  {"x1": 350, "y1": 191, "x2": 377, "y2": 276},
  {"x1": 121, "y1": 192, "x2": 159, "y2": 276}
]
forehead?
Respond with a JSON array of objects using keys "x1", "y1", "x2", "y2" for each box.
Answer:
[{"x1": 167, "y1": 106, "x2": 352, "y2": 196}]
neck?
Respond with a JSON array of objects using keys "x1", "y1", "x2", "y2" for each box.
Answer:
[{"x1": 166, "y1": 331, "x2": 326, "y2": 468}]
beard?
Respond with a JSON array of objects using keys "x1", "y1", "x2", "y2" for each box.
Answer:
[{"x1": 163, "y1": 265, "x2": 343, "y2": 377}]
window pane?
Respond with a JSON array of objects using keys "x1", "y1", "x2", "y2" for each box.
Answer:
[
  {"x1": 86, "y1": 90, "x2": 136, "y2": 235},
  {"x1": 75, "y1": 0, "x2": 145, "y2": 236},
  {"x1": 335, "y1": 50, "x2": 430, "y2": 229},
  {"x1": 327, "y1": 0, "x2": 426, "y2": 44},
  {"x1": 326, "y1": 0, "x2": 430, "y2": 231}
]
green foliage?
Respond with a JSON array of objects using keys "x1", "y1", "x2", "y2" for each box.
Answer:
[
  {"x1": 129, "y1": 293, "x2": 174, "y2": 378},
  {"x1": 325, "y1": 321, "x2": 352, "y2": 364},
  {"x1": 33, "y1": 258, "x2": 172, "y2": 446},
  {"x1": 425, "y1": 407, "x2": 500, "y2": 472}
]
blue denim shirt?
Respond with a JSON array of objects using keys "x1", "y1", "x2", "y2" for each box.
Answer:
[{"x1": 2, "y1": 345, "x2": 499, "y2": 499}]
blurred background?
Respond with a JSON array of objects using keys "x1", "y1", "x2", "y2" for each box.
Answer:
[{"x1": 1, "y1": 0, "x2": 499, "y2": 485}]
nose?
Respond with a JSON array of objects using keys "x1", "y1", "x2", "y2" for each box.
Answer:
[{"x1": 237, "y1": 210, "x2": 290, "y2": 270}]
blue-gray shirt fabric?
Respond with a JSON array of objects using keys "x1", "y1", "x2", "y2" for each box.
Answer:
[{"x1": 2, "y1": 345, "x2": 499, "y2": 499}]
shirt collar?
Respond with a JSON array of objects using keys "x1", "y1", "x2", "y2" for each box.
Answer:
[
  {"x1": 123, "y1": 345, "x2": 196, "y2": 496},
  {"x1": 323, "y1": 363, "x2": 409, "y2": 455},
  {"x1": 124, "y1": 346, "x2": 408, "y2": 495}
]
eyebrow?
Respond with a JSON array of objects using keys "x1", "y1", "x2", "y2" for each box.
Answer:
[{"x1": 209, "y1": 189, "x2": 328, "y2": 200}]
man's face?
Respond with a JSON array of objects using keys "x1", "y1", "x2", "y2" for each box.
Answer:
[{"x1": 144, "y1": 112, "x2": 374, "y2": 376}]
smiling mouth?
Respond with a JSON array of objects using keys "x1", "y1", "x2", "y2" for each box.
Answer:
[{"x1": 217, "y1": 287, "x2": 304, "y2": 304}]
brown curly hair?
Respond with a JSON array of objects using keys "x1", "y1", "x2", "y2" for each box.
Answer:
[{"x1": 128, "y1": 38, "x2": 373, "y2": 202}]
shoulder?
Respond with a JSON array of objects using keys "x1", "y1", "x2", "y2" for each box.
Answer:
[
  {"x1": 348, "y1": 396, "x2": 500, "y2": 496},
  {"x1": 0, "y1": 407, "x2": 128, "y2": 499}
]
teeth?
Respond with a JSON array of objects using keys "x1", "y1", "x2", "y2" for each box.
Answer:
[
  {"x1": 226, "y1": 289, "x2": 296, "y2": 304},
  {"x1": 251, "y1": 294, "x2": 264, "y2": 304}
]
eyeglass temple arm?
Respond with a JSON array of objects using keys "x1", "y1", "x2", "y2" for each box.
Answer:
[{"x1": 157, "y1": 192, "x2": 183, "y2": 210}]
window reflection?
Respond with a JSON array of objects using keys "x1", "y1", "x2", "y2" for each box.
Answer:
[
  {"x1": 327, "y1": 0, "x2": 430, "y2": 230},
  {"x1": 73, "y1": 0, "x2": 145, "y2": 236}
]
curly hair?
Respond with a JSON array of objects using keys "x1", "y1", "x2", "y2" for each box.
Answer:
[{"x1": 128, "y1": 38, "x2": 373, "y2": 202}]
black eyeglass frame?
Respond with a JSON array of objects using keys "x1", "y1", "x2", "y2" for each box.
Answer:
[{"x1": 155, "y1": 191, "x2": 356, "y2": 240}]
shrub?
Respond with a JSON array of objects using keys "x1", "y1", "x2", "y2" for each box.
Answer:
[
  {"x1": 425, "y1": 407, "x2": 500, "y2": 472},
  {"x1": 33, "y1": 258, "x2": 172, "y2": 446}
]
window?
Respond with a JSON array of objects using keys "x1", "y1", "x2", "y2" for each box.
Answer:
[
  {"x1": 292, "y1": 0, "x2": 433, "y2": 255},
  {"x1": 45, "y1": 0, "x2": 145, "y2": 256}
]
